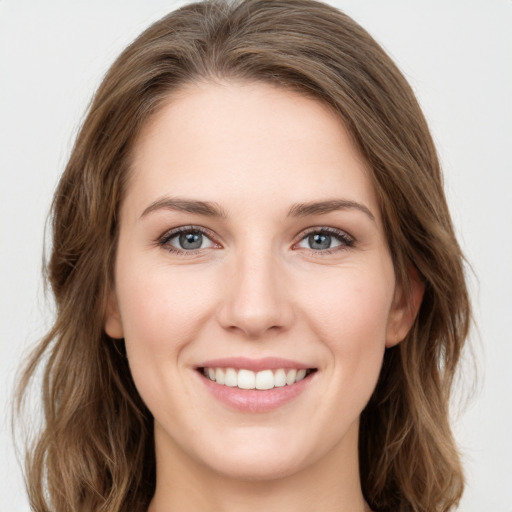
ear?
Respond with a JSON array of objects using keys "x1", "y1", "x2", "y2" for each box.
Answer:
[
  {"x1": 104, "y1": 288, "x2": 124, "y2": 339},
  {"x1": 385, "y1": 267, "x2": 424, "y2": 348}
]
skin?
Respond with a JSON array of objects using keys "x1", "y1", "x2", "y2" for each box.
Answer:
[{"x1": 105, "y1": 81, "x2": 421, "y2": 512}]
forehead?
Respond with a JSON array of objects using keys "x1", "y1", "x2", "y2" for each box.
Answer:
[{"x1": 126, "y1": 81, "x2": 378, "y2": 219}]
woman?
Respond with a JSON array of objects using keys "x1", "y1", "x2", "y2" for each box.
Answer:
[{"x1": 15, "y1": 1, "x2": 470, "y2": 511}]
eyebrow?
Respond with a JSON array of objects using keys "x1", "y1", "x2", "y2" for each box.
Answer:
[
  {"x1": 287, "y1": 199, "x2": 375, "y2": 221},
  {"x1": 140, "y1": 197, "x2": 228, "y2": 219},
  {"x1": 140, "y1": 196, "x2": 375, "y2": 222}
]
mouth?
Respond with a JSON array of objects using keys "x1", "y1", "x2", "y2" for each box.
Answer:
[
  {"x1": 195, "y1": 357, "x2": 318, "y2": 412},
  {"x1": 197, "y1": 367, "x2": 318, "y2": 390}
]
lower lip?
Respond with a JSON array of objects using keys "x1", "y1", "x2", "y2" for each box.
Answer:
[{"x1": 198, "y1": 372, "x2": 314, "y2": 413}]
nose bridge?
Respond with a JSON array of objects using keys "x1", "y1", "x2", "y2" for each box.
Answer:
[{"x1": 217, "y1": 239, "x2": 293, "y2": 337}]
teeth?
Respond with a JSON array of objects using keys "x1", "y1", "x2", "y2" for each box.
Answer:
[
  {"x1": 255, "y1": 369, "x2": 274, "y2": 390},
  {"x1": 285, "y1": 369, "x2": 297, "y2": 385},
  {"x1": 238, "y1": 369, "x2": 255, "y2": 390},
  {"x1": 202, "y1": 367, "x2": 313, "y2": 389},
  {"x1": 296, "y1": 369, "x2": 307, "y2": 382},
  {"x1": 274, "y1": 369, "x2": 286, "y2": 387},
  {"x1": 215, "y1": 368, "x2": 225, "y2": 385},
  {"x1": 224, "y1": 368, "x2": 237, "y2": 387}
]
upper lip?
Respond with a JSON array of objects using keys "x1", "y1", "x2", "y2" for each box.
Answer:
[{"x1": 196, "y1": 357, "x2": 315, "y2": 372}]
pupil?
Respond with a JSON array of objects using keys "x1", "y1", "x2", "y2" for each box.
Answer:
[
  {"x1": 309, "y1": 233, "x2": 331, "y2": 250},
  {"x1": 179, "y1": 232, "x2": 202, "y2": 250}
]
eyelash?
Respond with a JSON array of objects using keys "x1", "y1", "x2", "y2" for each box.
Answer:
[
  {"x1": 157, "y1": 225, "x2": 219, "y2": 255},
  {"x1": 156, "y1": 225, "x2": 355, "y2": 255},
  {"x1": 293, "y1": 226, "x2": 355, "y2": 255}
]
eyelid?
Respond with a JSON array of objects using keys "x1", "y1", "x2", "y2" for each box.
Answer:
[
  {"x1": 292, "y1": 226, "x2": 355, "y2": 253},
  {"x1": 156, "y1": 225, "x2": 222, "y2": 253},
  {"x1": 155, "y1": 225, "x2": 354, "y2": 255}
]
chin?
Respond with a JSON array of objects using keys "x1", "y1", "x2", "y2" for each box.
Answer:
[
  {"x1": 206, "y1": 450, "x2": 309, "y2": 482},
  {"x1": 191, "y1": 427, "x2": 328, "y2": 482}
]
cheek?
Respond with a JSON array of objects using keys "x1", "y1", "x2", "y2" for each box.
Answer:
[
  {"x1": 114, "y1": 261, "x2": 220, "y2": 382},
  {"x1": 303, "y1": 265, "x2": 393, "y2": 341},
  {"x1": 114, "y1": 263, "x2": 222, "y2": 422},
  {"x1": 298, "y1": 263, "x2": 394, "y2": 392}
]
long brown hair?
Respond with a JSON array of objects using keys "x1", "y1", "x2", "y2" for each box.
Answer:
[{"x1": 15, "y1": 1, "x2": 471, "y2": 511}]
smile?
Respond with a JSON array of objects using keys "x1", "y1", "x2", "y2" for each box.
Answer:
[
  {"x1": 201, "y1": 367, "x2": 316, "y2": 390},
  {"x1": 196, "y1": 357, "x2": 318, "y2": 412}
]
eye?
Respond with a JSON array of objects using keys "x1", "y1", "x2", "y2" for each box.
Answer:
[
  {"x1": 295, "y1": 228, "x2": 354, "y2": 252},
  {"x1": 158, "y1": 227, "x2": 218, "y2": 253}
]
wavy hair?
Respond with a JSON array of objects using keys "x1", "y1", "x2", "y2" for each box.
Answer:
[{"x1": 15, "y1": 1, "x2": 471, "y2": 511}]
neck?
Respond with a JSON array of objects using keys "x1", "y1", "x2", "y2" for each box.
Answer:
[{"x1": 148, "y1": 421, "x2": 369, "y2": 512}]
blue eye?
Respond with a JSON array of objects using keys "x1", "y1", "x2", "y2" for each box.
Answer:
[
  {"x1": 296, "y1": 229, "x2": 354, "y2": 252},
  {"x1": 176, "y1": 232, "x2": 205, "y2": 250},
  {"x1": 160, "y1": 228, "x2": 216, "y2": 252},
  {"x1": 307, "y1": 233, "x2": 336, "y2": 250}
]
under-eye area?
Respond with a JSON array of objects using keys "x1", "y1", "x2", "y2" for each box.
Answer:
[{"x1": 198, "y1": 367, "x2": 318, "y2": 390}]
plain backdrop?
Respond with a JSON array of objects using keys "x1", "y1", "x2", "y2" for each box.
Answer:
[{"x1": 1, "y1": 1, "x2": 511, "y2": 511}]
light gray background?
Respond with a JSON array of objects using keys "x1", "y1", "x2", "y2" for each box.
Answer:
[{"x1": 1, "y1": 1, "x2": 511, "y2": 511}]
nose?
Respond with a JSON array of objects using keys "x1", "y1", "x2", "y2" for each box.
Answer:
[{"x1": 216, "y1": 247, "x2": 294, "y2": 339}]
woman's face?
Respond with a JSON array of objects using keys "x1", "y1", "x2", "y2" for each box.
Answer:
[{"x1": 105, "y1": 81, "x2": 414, "y2": 481}]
